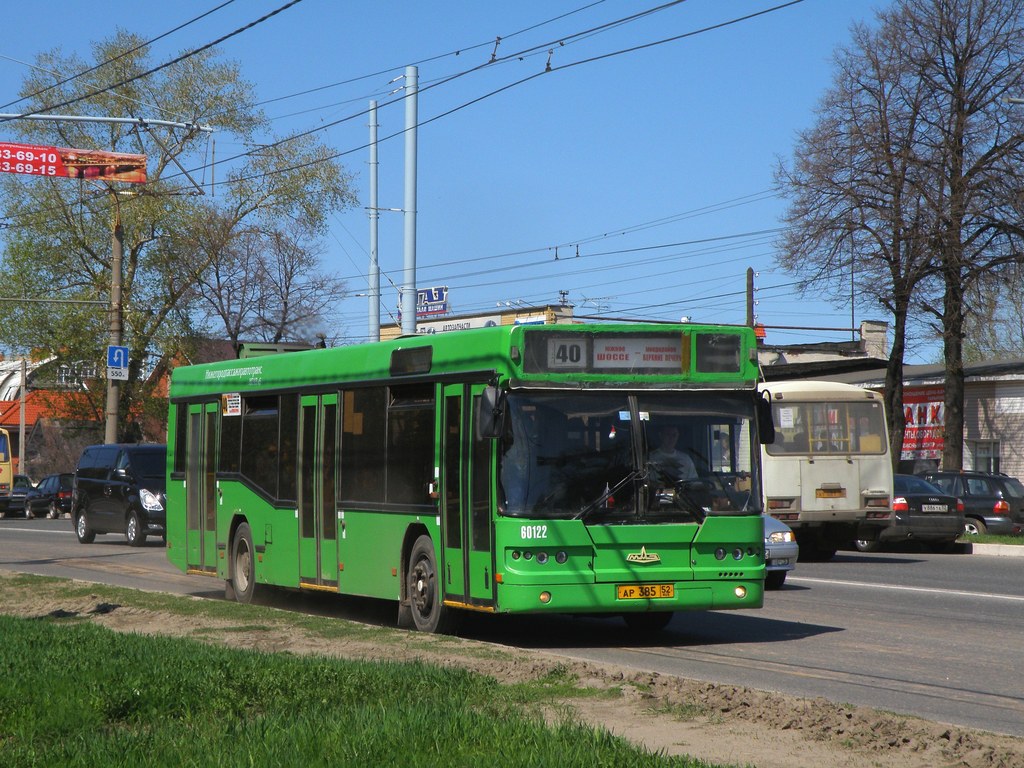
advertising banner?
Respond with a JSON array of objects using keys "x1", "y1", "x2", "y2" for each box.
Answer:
[
  {"x1": 901, "y1": 385, "x2": 944, "y2": 460},
  {"x1": 0, "y1": 141, "x2": 146, "y2": 183}
]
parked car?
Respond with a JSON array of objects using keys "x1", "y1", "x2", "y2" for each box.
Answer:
[
  {"x1": 0, "y1": 474, "x2": 36, "y2": 518},
  {"x1": 764, "y1": 515, "x2": 798, "y2": 590},
  {"x1": 918, "y1": 470, "x2": 1024, "y2": 536},
  {"x1": 854, "y1": 474, "x2": 964, "y2": 552},
  {"x1": 25, "y1": 472, "x2": 74, "y2": 519},
  {"x1": 72, "y1": 444, "x2": 167, "y2": 546}
]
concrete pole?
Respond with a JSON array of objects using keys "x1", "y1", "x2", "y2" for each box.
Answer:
[
  {"x1": 104, "y1": 212, "x2": 123, "y2": 444},
  {"x1": 401, "y1": 66, "x2": 418, "y2": 336},
  {"x1": 369, "y1": 100, "x2": 380, "y2": 342},
  {"x1": 746, "y1": 267, "x2": 755, "y2": 327},
  {"x1": 18, "y1": 358, "x2": 26, "y2": 474}
]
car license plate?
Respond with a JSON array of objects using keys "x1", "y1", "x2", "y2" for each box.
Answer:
[
  {"x1": 770, "y1": 558, "x2": 790, "y2": 566},
  {"x1": 815, "y1": 488, "x2": 846, "y2": 498},
  {"x1": 922, "y1": 504, "x2": 947, "y2": 512},
  {"x1": 617, "y1": 584, "x2": 674, "y2": 600}
]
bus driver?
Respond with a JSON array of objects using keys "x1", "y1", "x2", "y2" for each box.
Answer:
[{"x1": 649, "y1": 425, "x2": 697, "y2": 486}]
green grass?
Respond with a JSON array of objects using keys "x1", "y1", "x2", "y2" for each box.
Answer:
[{"x1": 0, "y1": 613, "x2": 723, "y2": 768}]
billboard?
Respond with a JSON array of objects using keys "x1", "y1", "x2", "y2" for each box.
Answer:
[
  {"x1": 901, "y1": 385, "x2": 944, "y2": 460},
  {"x1": 0, "y1": 142, "x2": 146, "y2": 183}
]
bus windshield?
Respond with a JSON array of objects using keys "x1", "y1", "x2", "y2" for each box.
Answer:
[
  {"x1": 767, "y1": 399, "x2": 886, "y2": 456},
  {"x1": 498, "y1": 391, "x2": 760, "y2": 522}
]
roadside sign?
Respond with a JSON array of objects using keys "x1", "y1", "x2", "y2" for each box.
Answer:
[
  {"x1": 107, "y1": 345, "x2": 129, "y2": 381},
  {"x1": 0, "y1": 142, "x2": 146, "y2": 183}
]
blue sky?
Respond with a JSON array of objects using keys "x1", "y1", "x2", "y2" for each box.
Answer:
[{"x1": 1, "y1": 1, "x2": 923, "y2": 357}]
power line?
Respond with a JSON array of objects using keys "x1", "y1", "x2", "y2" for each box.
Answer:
[
  {"x1": 0, "y1": 0, "x2": 239, "y2": 113},
  {"x1": 0, "y1": 0, "x2": 305, "y2": 125}
]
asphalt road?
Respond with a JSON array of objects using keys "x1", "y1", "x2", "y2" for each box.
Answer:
[{"x1": 2, "y1": 517, "x2": 1022, "y2": 737}]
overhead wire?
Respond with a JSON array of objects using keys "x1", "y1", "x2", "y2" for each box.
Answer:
[
  {"x1": 0, "y1": 0, "x2": 305, "y2": 125},
  {"x1": 0, "y1": 0, "x2": 239, "y2": 113},
  {"x1": 0, "y1": 1, "x2": 819, "y2": 332}
]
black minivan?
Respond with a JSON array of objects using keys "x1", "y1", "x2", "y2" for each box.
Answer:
[{"x1": 73, "y1": 443, "x2": 167, "y2": 546}]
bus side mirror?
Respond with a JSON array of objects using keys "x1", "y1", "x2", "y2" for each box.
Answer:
[
  {"x1": 758, "y1": 392, "x2": 775, "y2": 445},
  {"x1": 476, "y1": 386, "x2": 506, "y2": 439}
]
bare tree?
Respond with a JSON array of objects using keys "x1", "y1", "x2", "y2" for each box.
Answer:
[
  {"x1": 904, "y1": 0, "x2": 1024, "y2": 468},
  {"x1": 777, "y1": 0, "x2": 1024, "y2": 469},
  {"x1": 190, "y1": 219, "x2": 347, "y2": 352},
  {"x1": 776, "y1": 13, "x2": 938, "y2": 466}
]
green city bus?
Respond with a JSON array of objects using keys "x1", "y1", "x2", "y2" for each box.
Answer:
[{"x1": 166, "y1": 323, "x2": 772, "y2": 633}]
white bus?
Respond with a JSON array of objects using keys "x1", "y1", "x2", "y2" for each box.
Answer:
[{"x1": 761, "y1": 380, "x2": 892, "y2": 560}]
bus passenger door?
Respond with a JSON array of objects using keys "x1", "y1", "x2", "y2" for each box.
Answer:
[
  {"x1": 440, "y1": 384, "x2": 495, "y2": 610},
  {"x1": 298, "y1": 394, "x2": 339, "y2": 589},
  {"x1": 185, "y1": 402, "x2": 218, "y2": 574}
]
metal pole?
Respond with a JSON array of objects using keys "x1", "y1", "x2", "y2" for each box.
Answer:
[
  {"x1": 746, "y1": 267, "x2": 754, "y2": 327},
  {"x1": 0, "y1": 112, "x2": 213, "y2": 132},
  {"x1": 369, "y1": 100, "x2": 380, "y2": 342},
  {"x1": 104, "y1": 210, "x2": 123, "y2": 444},
  {"x1": 18, "y1": 359, "x2": 26, "y2": 474},
  {"x1": 401, "y1": 66, "x2": 418, "y2": 336}
]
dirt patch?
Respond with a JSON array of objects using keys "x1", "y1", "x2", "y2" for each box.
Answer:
[{"x1": 3, "y1": 577, "x2": 1022, "y2": 768}]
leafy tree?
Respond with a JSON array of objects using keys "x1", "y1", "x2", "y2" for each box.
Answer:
[
  {"x1": 0, "y1": 30, "x2": 356, "y2": 440},
  {"x1": 776, "y1": 0, "x2": 1024, "y2": 469}
]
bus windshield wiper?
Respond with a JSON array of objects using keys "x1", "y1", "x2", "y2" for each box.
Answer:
[{"x1": 575, "y1": 467, "x2": 647, "y2": 522}]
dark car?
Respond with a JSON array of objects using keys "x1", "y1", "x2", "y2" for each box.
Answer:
[
  {"x1": 855, "y1": 474, "x2": 964, "y2": 552},
  {"x1": 25, "y1": 472, "x2": 74, "y2": 519},
  {"x1": 918, "y1": 470, "x2": 1024, "y2": 537},
  {"x1": 73, "y1": 444, "x2": 167, "y2": 546},
  {"x1": 0, "y1": 474, "x2": 36, "y2": 518}
]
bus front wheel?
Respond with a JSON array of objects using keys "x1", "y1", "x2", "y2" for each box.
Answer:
[
  {"x1": 407, "y1": 535, "x2": 455, "y2": 634},
  {"x1": 230, "y1": 523, "x2": 257, "y2": 604}
]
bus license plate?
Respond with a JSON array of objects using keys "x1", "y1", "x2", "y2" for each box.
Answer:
[
  {"x1": 815, "y1": 488, "x2": 846, "y2": 498},
  {"x1": 617, "y1": 584, "x2": 674, "y2": 600}
]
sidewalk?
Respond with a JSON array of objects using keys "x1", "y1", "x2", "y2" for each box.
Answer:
[{"x1": 965, "y1": 542, "x2": 1024, "y2": 557}]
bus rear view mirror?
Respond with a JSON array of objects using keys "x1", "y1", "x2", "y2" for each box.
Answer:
[
  {"x1": 476, "y1": 386, "x2": 506, "y2": 439},
  {"x1": 758, "y1": 392, "x2": 776, "y2": 445}
]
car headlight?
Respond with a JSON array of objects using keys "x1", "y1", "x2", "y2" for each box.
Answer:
[
  {"x1": 767, "y1": 530, "x2": 794, "y2": 544},
  {"x1": 140, "y1": 489, "x2": 164, "y2": 512}
]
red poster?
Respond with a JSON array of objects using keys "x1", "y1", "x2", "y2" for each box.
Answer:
[
  {"x1": 901, "y1": 385, "x2": 944, "y2": 460},
  {"x1": 0, "y1": 142, "x2": 146, "y2": 183}
]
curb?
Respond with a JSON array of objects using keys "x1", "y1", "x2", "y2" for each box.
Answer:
[{"x1": 965, "y1": 542, "x2": 1024, "y2": 557}]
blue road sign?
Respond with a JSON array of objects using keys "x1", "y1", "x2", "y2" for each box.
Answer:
[{"x1": 107, "y1": 345, "x2": 129, "y2": 369}]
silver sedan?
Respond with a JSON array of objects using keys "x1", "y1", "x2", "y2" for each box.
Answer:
[{"x1": 764, "y1": 514, "x2": 798, "y2": 589}]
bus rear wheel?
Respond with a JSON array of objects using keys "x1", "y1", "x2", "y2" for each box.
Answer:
[
  {"x1": 229, "y1": 523, "x2": 257, "y2": 604},
  {"x1": 407, "y1": 535, "x2": 455, "y2": 634}
]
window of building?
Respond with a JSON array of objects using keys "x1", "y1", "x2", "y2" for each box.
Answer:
[{"x1": 970, "y1": 440, "x2": 1000, "y2": 474}]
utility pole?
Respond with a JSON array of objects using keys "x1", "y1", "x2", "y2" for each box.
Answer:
[
  {"x1": 401, "y1": 66, "x2": 418, "y2": 336},
  {"x1": 105, "y1": 208, "x2": 124, "y2": 444},
  {"x1": 746, "y1": 267, "x2": 755, "y2": 327},
  {"x1": 369, "y1": 100, "x2": 380, "y2": 342},
  {"x1": 18, "y1": 359, "x2": 26, "y2": 473}
]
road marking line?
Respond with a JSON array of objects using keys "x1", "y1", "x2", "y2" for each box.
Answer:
[{"x1": 790, "y1": 576, "x2": 1024, "y2": 602}]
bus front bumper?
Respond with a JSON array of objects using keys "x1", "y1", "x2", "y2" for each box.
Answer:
[{"x1": 493, "y1": 578, "x2": 764, "y2": 615}]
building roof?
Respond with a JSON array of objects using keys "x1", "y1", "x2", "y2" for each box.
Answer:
[
  {"x1": 0, "y1": 391, "x2": 48, "y2": 428},
  {"x1": 772, "y1": 357, "x2": 1024, "y2": 389}
]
